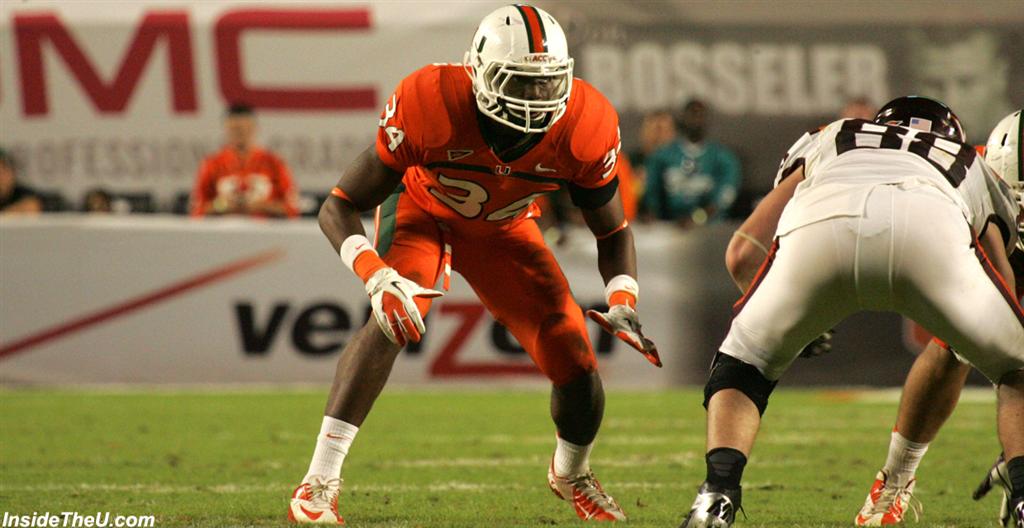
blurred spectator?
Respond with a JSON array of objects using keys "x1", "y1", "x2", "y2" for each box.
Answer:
[
  {"x1": 82, "y1": 188, "x2": 114, "y2": 214},
  {"x1": 628, "y1": 110, "x2": 677, "y2": 219},
  {"x1": 0, "y1": 148, "x2": 42, "y2": 215},
  {"x1": 643, "y1": 99, "x2": 741, "y2": 228},
  {"x1": 839, "y1": 97, "x2": 876, "y2": 120},
  {"x1": 634, "y1": 110, "x2": 678, "y2": 165},
  {"x1": 191, "y1": 104, "x2": 298, "y2": 218}
]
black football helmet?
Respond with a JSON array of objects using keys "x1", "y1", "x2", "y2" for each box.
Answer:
[{"x1": 874, "y1": 96, "x2": 966, "y2": 143}]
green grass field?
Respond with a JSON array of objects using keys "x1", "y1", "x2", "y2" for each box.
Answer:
[{"x1": 0, "y1": 388, "x2": 1006, "y2": 527}]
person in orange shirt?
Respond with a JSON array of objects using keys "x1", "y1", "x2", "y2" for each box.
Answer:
[
  {"x1": 191, "y1": 104, "x2": 298, "y2": 218},
  {"x1": 287, "y1": 5, "x2": 660, "y2": 525}
]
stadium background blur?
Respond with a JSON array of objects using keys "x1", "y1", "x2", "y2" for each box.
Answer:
[
  {"x1": 2, "y1": 2, "x2": 1023, "y2": 526},
  {"x1": 3, "y1": 0, "x2": 1021, "y2": 388}
]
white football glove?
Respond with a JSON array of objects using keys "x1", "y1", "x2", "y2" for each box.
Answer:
[
  {"x1": 587, "y1": 304, "x2": 661, "y2": 367},
  {"x1": 364, "y1": 267, "x2": 442, "y2": 346}
]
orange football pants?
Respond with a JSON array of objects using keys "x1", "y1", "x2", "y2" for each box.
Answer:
[{"x1": 373, "y1": 189, "x2": 597, "y2": 385}]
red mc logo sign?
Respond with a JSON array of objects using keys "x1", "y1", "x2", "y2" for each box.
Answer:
[{"x1": 12, "y1": 8, "x2": 377, "y2": 116}]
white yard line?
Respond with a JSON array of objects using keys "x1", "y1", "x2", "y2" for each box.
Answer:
[
  {"x1": 817, "y1": 386, "x2": 996, "y2": 404},
  {"x1": 2, "y1": 479, "x2": 788, "y2": 495}
]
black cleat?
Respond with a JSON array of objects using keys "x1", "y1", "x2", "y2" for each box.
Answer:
[{"x1": 679, "y1": 481, "x2": 741, "y2": 528}]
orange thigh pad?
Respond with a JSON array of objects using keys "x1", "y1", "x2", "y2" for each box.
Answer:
[{"x1": 451, "y1": 220, "x2": 597, "y2": 385}]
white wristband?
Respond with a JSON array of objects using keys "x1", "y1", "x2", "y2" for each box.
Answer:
[
  {"x1": 604, "y1": 274, "x2": 639, "y2": 305},
  {"x1": 339, "y1": 234, "x2": 377, "y2": 273}
]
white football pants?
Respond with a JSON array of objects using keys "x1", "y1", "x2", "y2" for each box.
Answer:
[{"x1": 721, "y1": 182, "x2": 1024, "y2": 383}]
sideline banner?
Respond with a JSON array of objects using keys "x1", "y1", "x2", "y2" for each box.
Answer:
[
  {"x1": 0, "y1": 1, "x2": 496, "y2": 207},
  {"x1": 2, "y1": 2, "x2": 1021, "y2": 207},
  {"x1": 563, "y1": 14, "x2": 1024, "y2": 190},
  {"x1": 0, "y1": 216, "x2": 946, "y2": 387},
  {"x1": 0, "y1": 216, "x2": 703, "y2": 386}
]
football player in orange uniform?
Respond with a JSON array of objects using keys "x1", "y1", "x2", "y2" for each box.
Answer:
[{"x1": 287, "y1": 5, "x2": 659, "y2": 524}]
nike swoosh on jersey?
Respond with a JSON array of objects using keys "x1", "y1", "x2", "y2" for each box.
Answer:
[{"x1": 534, "y1": 163, "x2": 557, "y2": 173}]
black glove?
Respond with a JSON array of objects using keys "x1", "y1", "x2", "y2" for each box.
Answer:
[
  {"x1": 972, "y1": 453, "x2": 1014, "y2": 527},
  {"x1": 799, "y1": 328, "x2": 835, "y2": 358},
  {"x1": 972, "y1": 452, "x2": 1008, "y2": 501}
]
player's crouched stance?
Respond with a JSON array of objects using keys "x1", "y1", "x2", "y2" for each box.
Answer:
[
  {"x1": 679, "y1": 97, "x2": 1024, "y2": 527},
  {"x1": 289, "y1": 5, "x2": 659, "y2": 524},
  {"x1": 851, "y1": 109, "x2": 1024, "y2": 527}
]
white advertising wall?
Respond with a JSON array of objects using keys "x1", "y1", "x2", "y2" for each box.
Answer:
[
  {"x1": 1, "y1": 216, "x2": 954, "y2": 387},
  {"x1": 0, "y1": 216, "x2": 722, "y2": 387}
]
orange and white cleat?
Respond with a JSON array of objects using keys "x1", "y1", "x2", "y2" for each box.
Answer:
[
  {"x1": 547, "y1": 459, "x2": 626, "y2": 521},
  {"x1": 288, "y1": 476, "x2": 345, "y2": 525},
  {"x1": 855, "y1": 471, "x2": 922, "y2": 526}
]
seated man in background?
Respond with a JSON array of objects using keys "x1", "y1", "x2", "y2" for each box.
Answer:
[
  {"x1": 191, "y1": 104, "x2": 298, "y2": 218},
  {"x1": 82, "y1": 188, "x2": 113, "y2": 214},
  {"x1": 0, "y1": 148, "x2": 42, "y2": 215},
  {"x1": 630, "y1": 109, "x2": 677, "y2": 171},
  {"x1": 643, "y1": 99, "x2": 741, "y2": 228}
]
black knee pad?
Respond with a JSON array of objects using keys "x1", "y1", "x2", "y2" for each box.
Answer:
[{"x1": 703, "y1": 352, "x2": 778, "y2": 416}]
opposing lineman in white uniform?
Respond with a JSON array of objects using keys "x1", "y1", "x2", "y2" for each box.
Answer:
[
  {"x1": 852, "y1": 109, "x2": 1024, "y2": 527},
  {"x1": 680, "y1": 96, "x2": 1024, "y2": 528}
]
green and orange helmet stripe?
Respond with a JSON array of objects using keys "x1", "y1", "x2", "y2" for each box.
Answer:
[{"x1": 514, "y1": 4, "x2": 547, "y2": 53}]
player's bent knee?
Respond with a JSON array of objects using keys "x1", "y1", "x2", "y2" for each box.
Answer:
[
  {"x1": 534, "y1": 312, "x2": 597, "y2": 385},
  {"x1": 703, "y1": 352, "x2": 778, "y2": 416}
]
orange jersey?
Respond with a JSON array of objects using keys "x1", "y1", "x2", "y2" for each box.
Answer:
[
  {"x1": 374, "y1": 64, "x2": 621, "y2": 228},
  {"x1": 191, "y1": 146, "x2": 298, "y2": 218}
]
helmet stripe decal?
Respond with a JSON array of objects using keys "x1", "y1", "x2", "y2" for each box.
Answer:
[
  {"x1": 514, "y1": 4, "x2": 547, "y2": 53},
  {"x1": 1017, "y1": 111, "x2": 1022, "y2": 187},
  {"x1": 530, "y1": 5, "x2": 548, "y2": 51}
]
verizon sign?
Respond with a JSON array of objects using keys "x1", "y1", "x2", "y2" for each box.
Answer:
[
  {"x1": 0, "y1": 217, "x2": 688, "y2": 387},
  {"x1": 0, "y1": 2, "x2": 494, "y2": 205}
]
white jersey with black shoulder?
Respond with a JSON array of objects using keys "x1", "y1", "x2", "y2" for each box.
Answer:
[{"x1": 773, "y1": 118, "x2": 1021, "y2": 252}]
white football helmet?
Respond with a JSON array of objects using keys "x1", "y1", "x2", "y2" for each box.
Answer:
[
  {"x1": 984, "y1": 109, "x2": 1023, "y2": 250},
  {"x1": 465, "y1": 4, "x2": 573, "y2": 133}
]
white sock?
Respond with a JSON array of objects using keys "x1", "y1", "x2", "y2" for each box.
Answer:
[
  {"x1": 553, "y1": 436, "x2": 593, "y2": 477},
  {"x1": 304, "y1": 416, "x2": 359, "y2": 482},
  {"x1": 882, "y1": 430, "x2": 929, "y2": 487}
]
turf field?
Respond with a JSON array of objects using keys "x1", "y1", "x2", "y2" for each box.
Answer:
[{"x1": 0, "y1": 388, "x2": 1006, "y2": 527}]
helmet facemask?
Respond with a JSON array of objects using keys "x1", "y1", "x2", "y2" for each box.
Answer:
[
  {"x1": 471, "y1": 56, "x2": 573, "y2": 133},
  {"x1": 1008, "y1": 180, "x2": 1024, "y2": 251}
]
